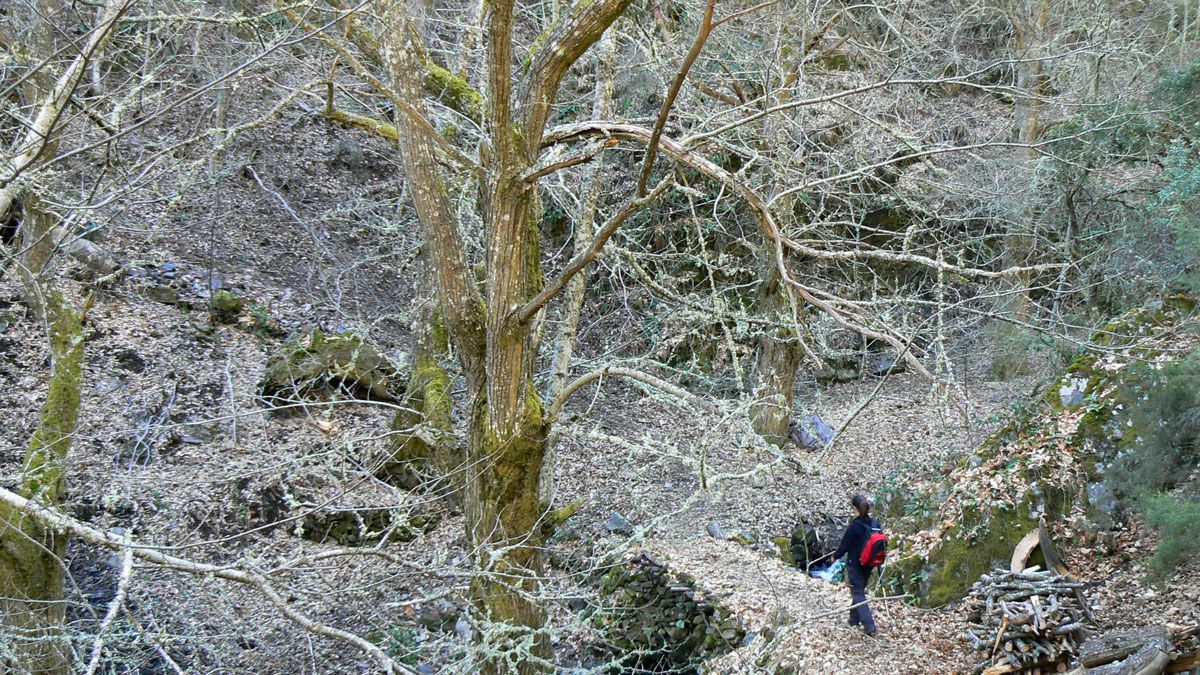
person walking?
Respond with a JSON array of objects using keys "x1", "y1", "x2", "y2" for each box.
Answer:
[{"x1": 832, "y1": 494, "x2": 882, "y2": 636}]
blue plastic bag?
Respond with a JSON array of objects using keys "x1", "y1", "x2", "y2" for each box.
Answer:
[{"x1": 811, "y1": 558, "x2": 845, "y2": 583}]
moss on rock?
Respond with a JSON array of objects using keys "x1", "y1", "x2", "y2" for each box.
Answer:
[
  {"x1": 260, "y1": 329, "x2": 402, "y2": 401},
  {"x1": 888, "y1": 295, "x2": 1199, "y2": 606},
  {"x1": 209, "y1": 289, "x2": 245, "y2": 324}
]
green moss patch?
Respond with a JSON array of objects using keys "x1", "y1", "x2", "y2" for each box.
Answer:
[{"x1": 260, "y1": 329, "x2": 403, "y2": 401}]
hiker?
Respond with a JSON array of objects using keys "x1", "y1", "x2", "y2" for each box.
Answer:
[{"x1": 833, "y1": 494, "x2": 884, "y2": 636}]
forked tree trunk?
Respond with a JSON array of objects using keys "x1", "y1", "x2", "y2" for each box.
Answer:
[
  {"x1": 385, "y1": 13, "x2": 553, "y2": 671},
  {"x1": 382, "y1": 0, "x2": 630, "y2": 667}
]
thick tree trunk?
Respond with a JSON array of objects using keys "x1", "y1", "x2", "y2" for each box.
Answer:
[
  {"x1": 0, "y1": 290, "x2": 84, "y2": 675},
  {"x1": 749, "y1": 261, "x2": 804, "y2": 445},
  {"x1": 464, "y1": 387, "x2": 550, "y2": 675},
  {"x1": 383, "y1": 0, "x2": 629, "y2": 667}
]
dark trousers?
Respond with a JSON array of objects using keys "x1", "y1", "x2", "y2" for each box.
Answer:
[{"x1": 847, "y1": 564, "x2": 876, "y2": 631}]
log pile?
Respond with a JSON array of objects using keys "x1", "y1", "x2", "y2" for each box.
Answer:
[
  {"x1": 596, "y1": 554, "x2": 744, "y2": 670},
  {"x1": 965, "y1": 568, "x2": 1094, "y2": 674}
]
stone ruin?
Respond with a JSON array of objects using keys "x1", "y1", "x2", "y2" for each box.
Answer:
[{"x1": 591, "y1": 554, "x2": 745, "y2": 671}]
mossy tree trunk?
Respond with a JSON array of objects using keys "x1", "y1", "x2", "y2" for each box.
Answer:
[
  {"x1": 382, "y1": 0, "x2": 630, "y2": 666},
  {"x1": 386, "y1": 298, "x2": 458, "y2": 497},
  {"x1": 0, "y1": 290, "x2": 84, "y2": 675},
  {"x1": 749, "y1": 260, "x2": 805, "y2": 445},
  {"x1": 0, "y1": 1, "x2": 116, "y2": 663},
  {"x1": 748, "y1": 55, "x2": 808, "y2": 446}
]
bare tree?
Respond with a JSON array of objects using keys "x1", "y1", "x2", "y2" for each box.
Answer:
[{"x1": 0, "y1": 2, "x2": 128, "y2": 670}]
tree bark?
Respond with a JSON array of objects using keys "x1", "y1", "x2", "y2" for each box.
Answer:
[
  {"x1": 749, "y1": 260, "x2": 805, "y2": 445},
  {"x1": 385, "y1": 297, "x2": 457, "y2": 498},
  {"x1": 0, "y1": 289, "x2": 84, "y2": 675},
  {"x1": 383, "y1": 0, "x2": 630, "y2": 666},
  {"x1": 749, "y1": 54, "x2": 806, "y2": 445}
]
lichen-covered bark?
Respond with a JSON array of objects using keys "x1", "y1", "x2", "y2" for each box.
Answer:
[
  {"x1": 464, "y1": 385, "x2": 550, "y2": 675},
  {"x1": 386, "y1": 304, "x2": 458, "y2": 496},
  {"x1": 749, "y1": 261, "x2": 804, "y2": 445},
  {"x1": 0, "y1": 289, "x2": 84, "y2": 675},
  {"x1": 384, "y1": 0, "x2": 628, "y2": 667}
]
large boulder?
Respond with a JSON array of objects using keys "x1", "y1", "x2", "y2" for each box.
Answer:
[
  {"x1": 260, "y1": 329, "x2": 403, "y2": 401},
  {"x1": 789, "y1": 415, "x2": 834, "y2": 450}
]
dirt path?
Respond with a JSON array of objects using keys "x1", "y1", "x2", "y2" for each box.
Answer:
[
  {"x1": 649, "y1": 537, "x2": 970, "y2": 673},
  {"x1": 559, "y1": 371, "x2": 1033, "y2": 673}
]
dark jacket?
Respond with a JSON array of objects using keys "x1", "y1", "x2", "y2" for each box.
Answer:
[{"x1": 834, "y1": 515, "x2": 880, "y2": 568}]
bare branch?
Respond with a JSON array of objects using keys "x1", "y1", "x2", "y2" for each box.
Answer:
[
  {"x1": 635, "y1": 0, "x2": 715, "y2": 195},
  {"x1": 548, "y1": 366, "x2": 716, "y2": 422},
  {"x1": 0, "y1": 487, "x2": 416, "y2": 675},
  {"x1": 514, "y1": 177, "x2": 672, "y2": 324},
  {"x1": 520, "y1": 0, "x2": 634, "y2": 152}
]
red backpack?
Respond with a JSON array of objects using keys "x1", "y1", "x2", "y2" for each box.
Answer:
[{"x1": 860, "y1": 527, "x2": 888, "y2": 568}]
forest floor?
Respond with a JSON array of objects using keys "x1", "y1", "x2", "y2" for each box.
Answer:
[{"x1": 2, "y1": 107, "x2": 1198, "y2": 674}]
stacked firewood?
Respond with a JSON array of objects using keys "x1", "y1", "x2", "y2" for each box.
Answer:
[{"x1": 965, "y1": 568, "x2": 1094, "y2": 675}]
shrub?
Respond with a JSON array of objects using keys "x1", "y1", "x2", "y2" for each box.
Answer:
[
  {"x1": 1103, "y1": 351, "x2": 1200, "y2": 499},
  {"x1": 1144, "y1": 492, "x2": 1200, "y2": 578}
]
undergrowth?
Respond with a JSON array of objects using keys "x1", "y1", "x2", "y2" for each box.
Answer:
[{"x1": 1144, "y1": 492, "x2": 1200, "y2": 578}]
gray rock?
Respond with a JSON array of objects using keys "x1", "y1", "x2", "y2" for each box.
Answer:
[
  {"x1": 706, "y1": 520, "x2": 727, "y2": 540},
  {"x1": 177, "y1": 423, "x2": 220, "y2": 445},
  {"x1": 454, "y1": 616, "x2": 473, "y2": 641},
  {"x1": 144, "y1": 284, "x2": 179, "y2": 305},
  {"x1": 867, "y1": 354, "x2": 904, "y2": 377},
  {"x1": 604, "y1": 511, "x2": 633, "y2": 536},
  {"x1": 1059, "y1": 376, "x2": 1088, "y2": 409},
  {"x1": 789, "y1": 415, "x2": 835, "y2": 450},
  {"x1": 94, "y1": 376, "x2": 122, "y2": 394}
]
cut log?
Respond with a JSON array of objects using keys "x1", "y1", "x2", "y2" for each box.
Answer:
[
  {"x1": 1086, "y1": 636, "x2": 1173, "y2": 675},
  {"x1": 1080, "y1": 626, "x2": 1174, "y2": 669},
  {"x1": 1012, "y1": 528, "x2": 1041, "y2": 573},
  {"x1": 1167, "y1": 649, "x2": 1200, "y2": 674}
]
